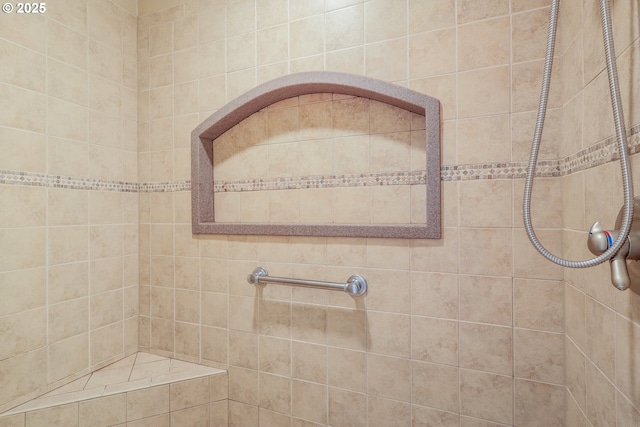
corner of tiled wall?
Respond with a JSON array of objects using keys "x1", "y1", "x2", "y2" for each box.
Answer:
[{"x1": 0, "y1": 0, "x2": 139, "y2": 413}]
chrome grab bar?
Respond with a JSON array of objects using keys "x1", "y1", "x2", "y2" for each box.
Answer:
[{"x1": 247, "y1": 266, "x2": 367, "y2": 297}]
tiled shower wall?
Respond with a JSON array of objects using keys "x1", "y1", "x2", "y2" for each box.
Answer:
[
  {"x1": 137, "y1": 1, "x2": 573, "y2": 426},
  {"x1": 557, "y1": 0, "x2": 640, "y2": 426},
  {"x1": 0, "y1": 1, "x2": 139, "y2": 412},
  {"x1": 1, "y1": 0, "x2": 639, "y2": 426}
]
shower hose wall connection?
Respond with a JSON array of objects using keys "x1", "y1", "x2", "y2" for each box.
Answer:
[{"x1": 523, "y1": 0, "x2": 636, "y2": 290}]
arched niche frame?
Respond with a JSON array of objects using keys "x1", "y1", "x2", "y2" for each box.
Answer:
[{"x1": 191, "y1": 71, "x2": 441, "y2": 238}]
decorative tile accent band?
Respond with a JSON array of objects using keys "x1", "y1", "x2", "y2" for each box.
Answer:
[
  {"x1": 213, "y1": 171, "x2": 428, "y2": 193},
  {"x1": 1, "y1": 124, "x2": 638, "y2": 192},
  {"x1": 0, "y1": 170, "x2": 139, "y2": 192}
]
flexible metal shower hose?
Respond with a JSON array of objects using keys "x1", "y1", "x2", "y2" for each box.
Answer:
[{"x1": 523, "y1": 0, "x2": 633, "y2": 268}]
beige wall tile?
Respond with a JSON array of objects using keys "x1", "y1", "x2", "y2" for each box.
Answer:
[
  {"x1": 259, "y1": 298, "x2": 291, "y2": 338},
  {"x1": 325, "y1": 5, "x2": 363, "y2": 52},
  {"x1": 226, "y1": 0, "x2": 255, "y2": 37},
  {"x1": 411, "y1": 228, "x2": 459, "y2": 273},
  {"x1": 290, "y1": 16, "x2": 324, "y2": 59},
  {"x1": 89, "y1": 258, "x2": 123, "y2": 296},
  {"x1": 90, "y1": 321, "x2": 123, "y2": 366},
  {"x1": 48, "y1": 334, "x2": 88, "y2": 384},
  {"x1": 512, "y1": 7, "x2": 550, "y2": 63},
  {"x1": 0, "y1": 228, "x2": 45, "y2": 272},
  {"x1": 364, "y1": 0, "x2": 406, "y2": 43},
  {"x1": 257, "y1": 0, "x2": 288, "y2": 29},
  {"x1": 89, "y1": 39, "x2": 122, "y2": 85},
  {"x1": 257, "y1": 25, "x2": 288, "y2": 66},
  {"x1": 585, "y1": 361, "x2": 616, "y2": 427},
  {"x1": 365, "y1": 38, "x2": 407, "y2": 82},
  {"x1": 411, "y1": 361, "x2": 458, "y2": 412},
  {"x1": 259, "y1": 336, "x2": 290, "y2": 377},
  {"x1": 409, "y1": 28, "x2": 456, "y2": 78},
  {"x1": 458, "y1": 0, "x2": 509, "y2": 23},
  {"x1": 327, "y1": 347, "x2": 366, "y2": 393},
  {"x1": 514, "y1": 329, "x2": 564, "y2": 384},
  {"x1": 365, "y1": 269, "x2": 410, "y2": 314},
  {"x1": 49, "y1": 298, "x2": 88, "y2": 343},
  {"x1": 513, "y1": 279, "x2": 563, "y2": 332},
  {"x1": 259, "y1": 408, "x2": 290, "y2": 426},
  {"x1": 0, "y1": 128, "x2": 46, "y2": 172},
  {"x1": 87, "y1": 2, "x2": 122, "y2": 50},
  {"x1": 0, "y1": 268, "x2": 46, "y2": 317},
  {"x1": 90, "y1": 290, "x2": 123, "y2": 330},
  {"x1": 367, "y1": 311, "x2": 410, "y2": 357},
  {"x1": 328, "y1": 388, "x2": 366, "y2": 427},
  {"x1": 513, "y1": 178, "x2": 563, "y2": 229},
  {"x1": 0, "y1": 11, "x2": 46, "y2": 54},
  {"x1": 457, "y1": 115, "x2": 510, "y2": 164},
  {"x1": 229, "y1": 366, "x2": 259, "y2": 406},
  {"x1": 126, "y1": 385, "x2": 170, "y2": 421},
  {"x1": 367, "y1": 398, "x2": 411, "y2": 426},
  {"x1": 228, "y1": 400, "x2": 258, "y2": 426},
  {"x1": 125, "y1": 414, "x2": 169, "y2": 427},
  {"x1": 0, "y1": 186, "x2": 46, "y2": 228},
  {"x1": 259, "y1": 372, "x2": 291, "y2": 414},
  {"x1": 514, "y1": 379, "x2": 564, "y2": 427},
  {"x1": 227, "y1": 32, "x2": 256, "y2": 73},
  {"x1": 0, "y1": 84, "x2": 46, "y2": 133},
  {"x1": 170, "y1": 377, "x2": 210, "y2": 412},
  {"x1": 458, "y1": 17, "x2": 510, "y2": 71},
  {"x1": 0, "y1": 39, "x2": 45, "y2": 93},
  {"x1": 26, "y1": 403, "x2": 78, "y2": 427},
  {"x1": 175, "y1": 322, "x2": 200, "y2": 360},
  {"x1": 78, "y1": 394, "x2": 126, "y2": 427},
  {"x1": 371, "y1": 186, "x2": 411, "y2": 224},
  {"x1": 411, "y1": 272, "x2": 458, "y2": 319},
  {"x1": 229, "y1": 330, "x2": 258, "y2": 370},
  {"x1": 585, "y1": 297, "x2": 615, "y2": 380},
  {"x1": 291, "y1": 303, "x2": 326, "y2": 345},
  {"x1": 409, "y1": 0, "x2": 455, "y2": 33},
  {"x1": 170, "y1": 404, "x2": 209, "y2": 426},
  {"x1": 459, "y1": 180, "x2": 512, "y2": 228},
  {"x1": 459, "y1": 369, "x2": 513, "y2": 425},
  {"x1": 617, "y1": 391, "x2": 640, "y2": 427},
  {"x1": 411, "y1": 316, "x2": 458, "y2": 366},
  {"x1": 459, "y1": 228, "x2": 512, "y2": 276},
  {"x1": 411, "y1": 404, "x2": 459, "y2": 426},
  {"x1": 201, "y1": 325, "x2": 227, "y2": 365},
  {"x1": 458, "y1": 66, "x2": 510, "y2": 118},
  {"x1": 512, "y1": 59, "x2": 562, "y2": 113},
  {"x1": 47, "y1": 20, "x2": 86, "y2": 70},
  {"x1": 459, "y1": 275, "x2": 512, "y2": 326},
  {"x1": 565, "y1": 390, "x2": 589, "y2": 427},
  {"x1": 88, "y1": 145, "x2": 124, "y2": 181},
  {"x1": 565, "y1": 337, "x2": 586, "y2": 411},
  {"x1": 513, "y1": 228, "x2": 563, "y2": 280},
  {"x1": 291, "y1": 380, "x2": 327, "y2": 424},
  {"x1": 0, "y1": 308, "x2": 46, "y2": 361},
  {"x1": 326, "y1": 307, "x2": 366, "y2": 351},
  {"x1": 459, "y1": 322, "x2": 512, "y2": 376},
  {"x1": 615, "y1": 314, "x2": 640, "y2": 409},
  {"x1": 0, "y1": 350, "x2": 46, "y2": 410}
]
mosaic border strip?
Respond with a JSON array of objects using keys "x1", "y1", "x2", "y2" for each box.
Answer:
[
  {"x1": 213, "y1": 171, "x2": 427, "y2": 193},
  {"x1": 440, "y1": 124, "x2": 640, "y2": 182},
  {"x1": 1, "y1": 125, "x2": 638, "y2": 192},
  {"x1": 0, "y1": 170, "x2": 139, "y2": 192}
]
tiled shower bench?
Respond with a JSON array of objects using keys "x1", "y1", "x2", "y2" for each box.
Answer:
[{"x1": 0, "y1": 352, "x2": 228, "y2": 427}]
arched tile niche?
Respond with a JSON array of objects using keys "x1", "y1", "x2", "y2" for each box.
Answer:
[{"x1": 191, "y1": 71, "x2": 441, "y2": 238}]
